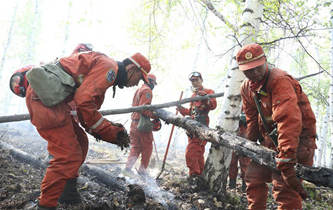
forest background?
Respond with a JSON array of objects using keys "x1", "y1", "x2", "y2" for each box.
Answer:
[{"x1": 0, "y1": 0, "x2": 332, "y2": 170}]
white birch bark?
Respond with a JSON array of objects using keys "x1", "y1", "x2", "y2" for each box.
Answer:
[
  {"x1": 316, "y1": 107, "x2": 329, "y2": 167},
  {"x1": 203, "y1": 0, "x2": 263, "y2": 195},
  {"x1": 314, "y1": 106, "x2": 321, "y2": 166}
]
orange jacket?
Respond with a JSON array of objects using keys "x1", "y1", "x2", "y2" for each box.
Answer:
[
  {"x1": 59, "y1": 51, "x2": 123, "y2": 142},
  {"x1": 131, "y1": 83, "x2": 154, "y2": 121},
  {"x1": 178, "y1": 87, "x2": 217, "y2": 125},
  {"x1": 241, "y1": 67, "x2": 316, "y2": 163}
]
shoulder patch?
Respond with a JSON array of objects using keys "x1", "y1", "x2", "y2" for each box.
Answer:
[
  {"x1": 106, "y1": 69, "x2": 116, "y2": 83},
  {"x1": 146, "y1": 92, "x2": 151, "y2": 99}
]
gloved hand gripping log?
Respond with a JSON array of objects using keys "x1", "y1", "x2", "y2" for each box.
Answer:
[{"x1": 86, "y1": 119, "x2": 130, "y2": 150}]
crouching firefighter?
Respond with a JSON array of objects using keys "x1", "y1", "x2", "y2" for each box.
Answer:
[
  {"x1": 9, "y1": 51, "x2": 153, "y2": 210},
  {"x1": 177, "y1": 72, "x2": 217, "y2": 177},
  {"x1": 238, "y1": 43, "x2": 316, "y2": 210}
]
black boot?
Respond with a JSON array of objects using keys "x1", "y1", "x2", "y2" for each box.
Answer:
[
  {"x1": 58, "y1": 178, "x2": 81, "y2": 205},
  {"x1": 229, "y1": 179, "x2": 236, "y2": 189}
]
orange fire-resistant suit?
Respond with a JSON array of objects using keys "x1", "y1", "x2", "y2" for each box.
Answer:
[
  {"x1": 228, "y1": 124, "x2": 250, "y2": 181},
  {"x1": 178, "y1": 87, "x2": 217, "y2": 176},
  {"x1": 126, "y1": 83, "x2": 155, "y2": 172},
  {"x1": 26, "y1": 51, "x2": 125, "y2": 207},
  {"x1": 241, "y1": 67, "x2": 316, "y2": 210}
]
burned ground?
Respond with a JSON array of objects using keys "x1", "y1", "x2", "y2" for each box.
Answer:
[{"x1": 1, "y1": 126, "x2": 333, "y2": 210}]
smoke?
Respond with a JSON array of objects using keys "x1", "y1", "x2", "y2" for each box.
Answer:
[{"x1": 121, "y1": 169, "x2": 175, "y2": 208}]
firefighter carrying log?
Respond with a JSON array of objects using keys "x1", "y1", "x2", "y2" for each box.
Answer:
[
  {"x1": 177, "y1": 72, "x2": 217, "y2": 179},
  {"x1": 238, "y1": 43, "x2": 317, "y2": 210},
  {"x1": 9, "y1": 46, "x2": 152, "y2": 210}
]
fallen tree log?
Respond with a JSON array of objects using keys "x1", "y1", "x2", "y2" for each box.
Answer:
[
  {"x1": 0, "y1": 141, "x2": 125, "y2": 190},
  {"x1": 154, "y1": 108, "x2": 333, "y2": 189},
  {"x1": 0, "y1": 92, "x2": 224, "y2": 124},
  {"x1": 0, "y1": 141, "x2": 176, "y2": 206}
]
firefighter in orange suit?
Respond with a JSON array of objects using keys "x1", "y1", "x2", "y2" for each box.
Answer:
[
  {"x1": 125, "y1": 74, "x2": 161, "y2": 176},
  {"x1": 237, "y1": 43, "x2": 316, "y2": 210},
  {"x1": 228, "y1": 112, "x2": 250, "y2": 191},
  {"x1": 177, "y1": 72, "x2": 217, "y2": 176},
  {"x1": 12, "y1": 51, "x2": 152, "y2": 210}
]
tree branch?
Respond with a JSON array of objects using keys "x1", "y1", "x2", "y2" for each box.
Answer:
[
  {"x1": 200, "y1": 0, "x2": 237, "y2": 33},
  {"x1": 295, "y1": 70, "x2": 325, "y2": 81}
]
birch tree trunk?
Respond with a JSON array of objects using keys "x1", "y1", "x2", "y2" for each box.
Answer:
[
  {"x1": 203, "y1": 0, "x2": 263, "y2": 196},
  {"x1": 316, "y1": 107, "x2": 329, "y2": 167}
]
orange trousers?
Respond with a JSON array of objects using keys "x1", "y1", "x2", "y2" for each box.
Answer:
[
  {"x1": 185, "y1": 137, "x2": 207, "y2": 176},
  {"x1": 26, "y1": 87, "x2": 88, "y2": 207},
  {"x1": 245, "y1": 140, "x2": 315, "y2": 210},
  {"x1": 37, "y1": 118, "x2": 88, "y2": 207},
  {"x1": 125, "y1": 121, "x2": 153, "y2": 172},
  {"x1": 229, "y1": 151, "x2": 250, "y2": 180}
]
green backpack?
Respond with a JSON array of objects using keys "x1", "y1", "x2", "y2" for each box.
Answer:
[
  {"x1": 26, "y1": 63, "x2": 76, "y2": 107},
  {"x1": 137, "y1": 114, "x2": 153, "y2": 132}
]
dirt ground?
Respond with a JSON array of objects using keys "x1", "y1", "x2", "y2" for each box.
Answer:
[{"x1": 1, "y1": 127, "x2": 333, "y2": 210}]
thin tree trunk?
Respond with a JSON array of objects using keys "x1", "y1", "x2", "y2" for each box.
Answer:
[
  {"x1": 62, "y1": 0, "x2": 72, "y2": 55},
  {"x1": 24, "y1": 0, "x2": 40, "y2": 64},
  {"x1": 0, "y1": 1, "x2": 18, "y2": 80},
  {"x1": 320, "y1": 107, "x2": 329, "y2": 167},
  {"x1": 203, "y1": 0, "x2": 263, "y2": 196},
  {"x1": 316, "y1": 107, "x2": 329, "y2": 167}
]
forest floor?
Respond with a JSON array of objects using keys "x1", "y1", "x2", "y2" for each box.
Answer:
[{"x1": 1, "y1": 127, "x2": 333, "y2": 210}]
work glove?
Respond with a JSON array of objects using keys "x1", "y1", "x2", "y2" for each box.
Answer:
[
  {"x1": 176, "y1": 105, "x2": 187, "y2": 115},
  {"x1": 114, "y1": 128, "x2": 130, "y2": 150},
  {"x1": 281, "y1": 165, "x2": 307, "y2": 200},
  {"x1": 197, "y1": 90, "x2": 207, "y2": 96},
  {"x1": 197, "y1": 90, "x2": 210, "y2": 107},
  {"x1": 152, "y1": 118, "x2": 162, "y2": 131},
  {"x1": 89, "y1": 119, "x2": 129, "y2": 150}
]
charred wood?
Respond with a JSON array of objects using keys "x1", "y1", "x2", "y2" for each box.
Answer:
[
  {"x1": 0, "y1": 141, "x2": 125, "y2": 191},
  {"x1": 154, "y1": 109, "x2": 333, "y2": 189}
]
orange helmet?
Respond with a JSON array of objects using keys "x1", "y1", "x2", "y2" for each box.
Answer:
[
  {"x1": 128, "y1": 53, "x2": 151, "y2": 83},
  {"x1": 147, "y1": 74, "x2": 157, "y2": 85},
  {"x1": 72, "y1": 43, "x2": 93, "y2": 54},
  {"x1": 9, "y1": 65, "x2": 34, "y2": 97}
]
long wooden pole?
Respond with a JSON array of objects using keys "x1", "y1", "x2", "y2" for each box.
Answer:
[
  {"x1": 156, "y1": 91, "x2": 183, "y2": 179},
  {"x1": 0, "y1": 92, "x2": 224, "y2": 124}
]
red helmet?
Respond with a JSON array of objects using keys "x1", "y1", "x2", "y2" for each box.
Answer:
[
  {"x1": 9, "y1": 65, "x2": 33, "y2": 97},
  {"x1": 147, "y1": 74, "x2": 157, "y2": 85},
  {"x1": 72, "y1": 43, "x2": 93, "y2": 54}
]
